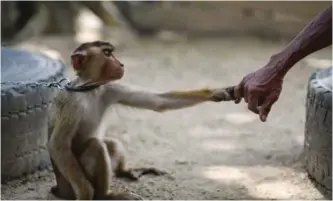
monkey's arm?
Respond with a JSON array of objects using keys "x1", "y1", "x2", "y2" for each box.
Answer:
[
  {"x1": 109, "y1": 84, "x2": 236, "y2": 112},
  {"x1": 48, "y1": 105, "x2": 93, "y2": 199}
]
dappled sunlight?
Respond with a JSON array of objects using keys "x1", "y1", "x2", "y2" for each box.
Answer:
[
  {"x1": 223, "y1": 111, "x2": 257, "y2": 125},
  {"x1": 75, "y1": 29, "x2": 102, "y2": 43},
  {"x1": 202, "y1": 165, "x2": 251, "y2": 182},
  {"x1": 188, "y1": 124, "x2": 264, "y2": 153},
  {"x1": 75, "y1": 8, "x2": 103, "y2": 43},
  {"x1": 200, "y1": 164, "x2": 319, "y2": 199},
  {"x1": 201, "y1": 139, "x2": 237, "y2": 151},
  {"x1": 249, "y1": 180, "x2": 303, "y2": 199},
  {"x1": 293, "y1": 134, "x2": 305, "y2": 146},
  {"x1": 189, "y1": 125, "x2": 237, "y2": 138},
  {"x1": 304, "y1": 58, "x2": 332, "y2": 68}
]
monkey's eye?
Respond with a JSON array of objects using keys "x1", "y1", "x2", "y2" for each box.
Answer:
[{"x1": 103, "y1": 49, "x2": 112, "y2": 57}]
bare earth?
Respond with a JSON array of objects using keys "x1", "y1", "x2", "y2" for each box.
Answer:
[{"x1": 1, "y1": 29, "x2": 332, "y2": 200}]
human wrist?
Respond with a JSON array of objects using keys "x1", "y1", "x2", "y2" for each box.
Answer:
[{"x1": 263, "y1": 51, "x2": 292, "y2": 79}]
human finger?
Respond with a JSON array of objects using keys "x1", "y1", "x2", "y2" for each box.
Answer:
[
  {"x1": 258, "y1": 93, "x2": 279, "y2": 122},
  {"x1": 233, "y1": 84, "x2": 243, "y2": 104},
  {"x1": 247, "y1": 95, "x2": 259, "y2": 114}
]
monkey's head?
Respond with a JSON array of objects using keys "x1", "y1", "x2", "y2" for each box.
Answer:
[{"x1": 71, "y1": 41, "x2": 124, "y2": 83}]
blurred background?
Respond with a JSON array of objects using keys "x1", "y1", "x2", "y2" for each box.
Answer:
[
  {"x1": 1, "y1": 1, "x2": 332, "y2": 40},
  {"x1": 1, "y1": 1, "x2": 332, "y2": 200},
  {"x1": 1, "y1": 1, "x2": 332, "y2": 75}
]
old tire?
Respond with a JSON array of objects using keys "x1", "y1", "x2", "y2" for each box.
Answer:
[
  {"x1": 304, "y1": 66, "x2": 332, "y2": 197},
  {"x1": 1, "y1": 47, "x2": 66, "y2": 182}
]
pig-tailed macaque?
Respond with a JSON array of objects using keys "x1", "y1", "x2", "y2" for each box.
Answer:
[{"x1": 48, "y1": 41, "x2": 237, "y2": 200}]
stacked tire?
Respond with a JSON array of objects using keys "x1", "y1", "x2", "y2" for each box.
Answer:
[
  {"x1": 1, "y1": 47, "x2": 65, "y2": 182},
  {"x1": 304, "y1": 66, "x2": 332, "y2": 199}
]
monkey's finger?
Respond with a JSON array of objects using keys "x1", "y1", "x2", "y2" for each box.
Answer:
[
  {"x1": 226, "y1": 85, "x2": 242, "y2": 103},
  {"x1": 211, "y1": 89, "x2": 231, "y2": 102},
  {"x1": 233, "y1": 84, "x2": 243, "y2": 104},
  {"x1": 225, "y1": 86, "x2": 237, "y2": 100}
]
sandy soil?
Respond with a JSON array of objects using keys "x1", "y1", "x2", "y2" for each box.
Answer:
[{"x1": 1, "y1": 26, "x2": 332, "y2": 200}]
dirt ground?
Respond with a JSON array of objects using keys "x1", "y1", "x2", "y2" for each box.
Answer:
[{"x1": 1, "y1": 12, "x2": 332, "y2": 200}]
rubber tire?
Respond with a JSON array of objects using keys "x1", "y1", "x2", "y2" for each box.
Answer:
[
  {"x1": 1, "y1": 47, "x2": 66, "y2": 182},
  {"x1": 304, "y1": 66, "x2": 332, "y2": 197}
]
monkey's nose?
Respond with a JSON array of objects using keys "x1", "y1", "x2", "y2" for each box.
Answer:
[{"x1": 120, "y1": 63, "x2": 124, "y2": 67}]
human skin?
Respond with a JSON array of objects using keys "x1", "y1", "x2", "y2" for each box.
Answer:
[{"x1": 234, "y1": 6, "x2": 332, "y2": 122}]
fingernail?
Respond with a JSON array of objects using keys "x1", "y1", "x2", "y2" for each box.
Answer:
[{"x1": 261, "y1": 115, "x2": 267, "y2": 122}]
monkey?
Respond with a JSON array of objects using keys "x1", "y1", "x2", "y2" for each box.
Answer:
[{"x1": 47, "y1": 40, "x2": 237, "y2": 200}]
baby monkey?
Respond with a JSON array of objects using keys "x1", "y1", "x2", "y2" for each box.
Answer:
[{"x1": 48, "y1": 41, "x2": 237, "y2": 200}]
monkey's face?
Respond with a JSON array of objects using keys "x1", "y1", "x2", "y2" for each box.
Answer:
[{"x1": 71, "y1": 41, "x2": 124, "y2": 83}]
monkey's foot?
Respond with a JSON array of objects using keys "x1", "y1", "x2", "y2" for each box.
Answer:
[
  {"x1": 50, "y1": 186, "x2": 57, "y2": 194},
  {"x1": 116, "y1": 167, "x2": 168, "y2": 181},
  {"x1": 50, "y1": 186, "x2": 75, "y2": 200},
  {"x1": 98, "y1": 192, "x2": 144, "y2": 200}
]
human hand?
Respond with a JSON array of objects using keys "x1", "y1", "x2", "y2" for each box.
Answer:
[{"x1": 234, "y1": 64, "x2": 284, "y2": 122}]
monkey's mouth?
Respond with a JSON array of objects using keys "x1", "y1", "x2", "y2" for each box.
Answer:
[{"x1": 71, "y1": 54, "x2": 85, "y2": 69}]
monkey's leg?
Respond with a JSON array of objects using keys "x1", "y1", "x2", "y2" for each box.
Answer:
[
  {"x1": 103, "y1": 138, "x2": 168, "y2": 182},
  {"x1": 49, "y1": 123, "x2": 74, "y2": 199},
  {"x1": 79, "y1": 138, "x2": 111, "y2": 198},
  {"x1": 80, "y1": 138, "x2": 143, "y2": 200},
  {"x1": 50, "y1": 158, "x2": 76, "y2": 200}
]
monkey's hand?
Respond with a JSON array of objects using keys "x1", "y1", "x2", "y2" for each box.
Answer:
[{"x1": 210, "y1": 86, "x2": 237, "y2": 102}]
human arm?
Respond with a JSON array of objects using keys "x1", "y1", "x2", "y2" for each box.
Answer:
[{"x1": 234, "y1": 6, "x2": 332, "y2": 122}]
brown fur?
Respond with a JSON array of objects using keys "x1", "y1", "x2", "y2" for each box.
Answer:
[{"x1": 48, "y1": 41, "x2": 236, "y2": 200}]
